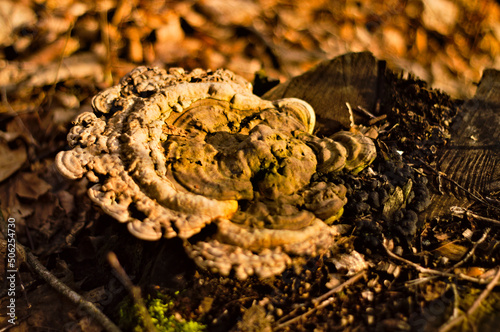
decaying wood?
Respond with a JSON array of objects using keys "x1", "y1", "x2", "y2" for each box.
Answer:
[
  {"x1": 423, "y1": 69, "x2": 500, "y2": 219},
  {"x1": 263, "y1": 53, "x2": 500, "y2": 330},
  {"x1": 265, "y1": 52, "x2": 500, "y2": 221}
]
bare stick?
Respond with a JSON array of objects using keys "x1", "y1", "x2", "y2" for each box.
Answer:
[
  {"x1": 312, "y1": 271, "x2": 367, "y2": 305},
  {"x1": 346, "y1": 102, "x2": 355, "y2": 128},
  {"x1": 356, "y1": 105, "x2": 387, "y2": 125},
  {"x1": 356, "y1": 105, "x2": 377, "y2": 119}
]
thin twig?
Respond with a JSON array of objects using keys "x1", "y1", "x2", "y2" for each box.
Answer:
[
  {"x1": 451, "y1": 283, "x2": 460, "y2": 319},
  {"x1": 346, "y1": 102, "x2": 355, "y2": 128},
  {"x1": 447, "y1": 226, "x2": 491, "y2": 272},
  {"x1": 312, "y1": 271, "x2": 367, "y2": 305},
  {"x1": 384, "y1": 240, "x2": 452, "y2": 276},
  {"x1": 356, "y1": 105, "x2": 388, "y2": 125},
  {"x1": 356, "y1": 105, "x2": 376, "y2": 119},
  {"x1": 485, "y1": 196, "x2": 500, "y2": 207},
  {"x1": 438, "y1": 267, "x2": 500, "y2": 332},
  {"x1": 382, "y1": 239, "x2": 495, "y2": 285},
  {"x1": 451, "y1": 206, "x2": 500, "y2": 226},
  {"x1": 368, "y1": 114, "x2": 387, "y2": 126},
  {"x1": 274, "y1": 271, "x2": 366, "y2": 330},
  {"x1": 107, "y1": 252, "x2": 157, "y2": 332}
]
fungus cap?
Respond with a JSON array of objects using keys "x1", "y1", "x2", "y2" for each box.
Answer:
[{"x1": 55, "y1": 66, "x2": 376, "y2": 279}]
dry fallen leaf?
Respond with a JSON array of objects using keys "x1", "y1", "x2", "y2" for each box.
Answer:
[
  {"x1": 24, "y1": 53, "x2": 104, "y2": 88},
  {"x1": 0, "y1": 1, "x2": 36, "y2": 46},
  {"x1": 422, "y1": 0, "x2": 459, "y2": 35},
  {"x1": 0, "y1": 140, "x2": 27, "y2": 182},
  {"x1": 15, "y1": 172, "x2": 52, "y2": 200},
  {"x1": 433, "y1": 241, "x2": 469, "y2": 261}
]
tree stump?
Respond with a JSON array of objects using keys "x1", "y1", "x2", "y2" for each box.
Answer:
[{"x1": 264, "y1": 51, "x2": 500, "y2": 221}]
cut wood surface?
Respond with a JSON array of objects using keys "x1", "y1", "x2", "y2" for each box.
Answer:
[{"x1": 424, "y1": 69, "x2": 500, "y2": 219}]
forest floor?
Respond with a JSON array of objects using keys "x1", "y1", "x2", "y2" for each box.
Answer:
[{"x1": 0, "y1": 1, "x2": 499, "y2": 331}]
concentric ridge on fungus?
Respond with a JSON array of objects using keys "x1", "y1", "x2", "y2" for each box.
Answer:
[{"x1": 55, "y1": 66, "x2": 376, "y2": 279}]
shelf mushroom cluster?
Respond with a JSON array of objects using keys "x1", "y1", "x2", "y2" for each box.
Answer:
[{"x1": 56, "y1": 66, "x2": 376, "y2": 279}]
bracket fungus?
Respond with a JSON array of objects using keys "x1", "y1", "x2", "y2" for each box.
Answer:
[{"x1": 56, "y1": 66, "x2": 376, "y2": 279}]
